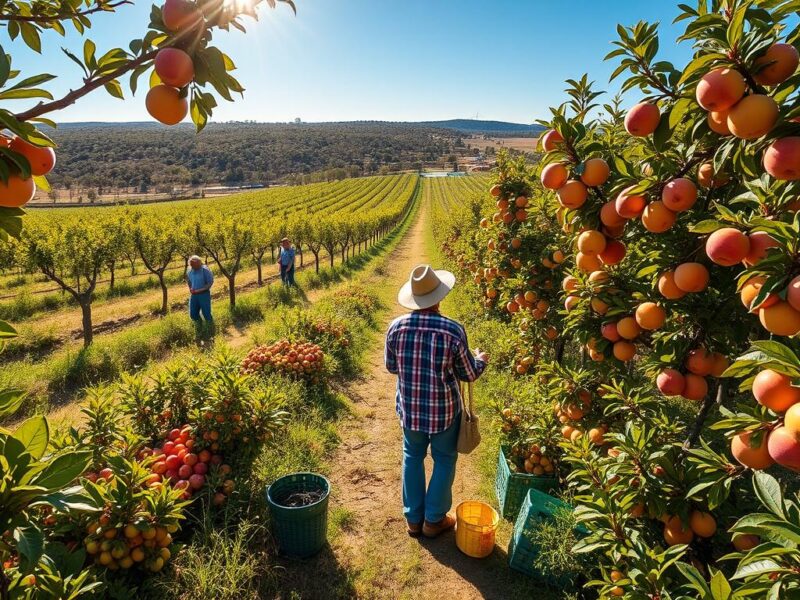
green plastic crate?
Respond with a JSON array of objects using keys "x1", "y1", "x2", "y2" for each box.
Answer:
[
  {"x1": 507, "y1": 488, "x2": 588, "y2": 588},
  {"x1": 495, "y1": 445, "x2": 557, "y2": 520},
  {"x1": 266, "y1": 472, "x2": 330, "y2": 558}
]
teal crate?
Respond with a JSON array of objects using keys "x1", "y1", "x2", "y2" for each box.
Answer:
[
  {"x1": 495, "y1": 445, "x2": 557, "y2": 520},
  {"x1": 507, "y1": 488, "x2": 588, "y2": 588},
  {"x1": 266, "y1": 472, "x2": 330, "y2": 558}
]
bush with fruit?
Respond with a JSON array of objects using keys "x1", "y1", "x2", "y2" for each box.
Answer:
[{"x1": 242, "y1": 339, "x2": 326, "y2": 384}]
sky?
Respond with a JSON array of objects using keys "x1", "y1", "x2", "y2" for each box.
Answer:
[{"x1": 8, "y1": 0, "x2": 695, "y2": 124}]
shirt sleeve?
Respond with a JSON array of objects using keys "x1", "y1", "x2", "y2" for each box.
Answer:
[
  {"x1": 384, "y1": 328, "x2": 398, "y2": 374},
  {"x1": 453, "y1": 328, "x2": 486, "y2": 382},
  {"x1": 205, "y1": 267, "x2": 214, "y2": 287}
]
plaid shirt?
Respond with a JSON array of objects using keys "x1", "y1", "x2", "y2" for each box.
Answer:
[{"x1": 385, "y1": 309, "x2": 486, "y2": 434}]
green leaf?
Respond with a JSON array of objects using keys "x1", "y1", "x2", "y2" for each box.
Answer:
[
  {"x1": 104, "y1": 80, "x2": 124, "y2": 100},
  {"x1": 13, "y1": 524, "x2": 44, "y2": 566},
  {"x1": 0, "y1": 46, "x2": 11, "y2": 87},
  {"x1": 19, "y1": 23, "x2": 41, "y2": 53},
  {"x1": 676, "y1": 561, "x2": 710, "y2": 595},
  {"x1": 753, "y1": 472, "x2": 786, "y2": 519},
  {"x1": 731, "y1": 558, "x2": 782, "y2": 580},
  {"x1": 30, "y1": 450, "x2": 92, "y2": 490},
  {"x1": 709, "y1": 568, "x2": 732, "y2": 600},
  {"x1": 13, "y1": 416, "x2": 49, "y2": 460},
  {"x1": 83, "y1": 39, "x2": 97, "y2": 71},
  {"x1": 0, "y1": 388, "x2": 25, "y2": 419}
]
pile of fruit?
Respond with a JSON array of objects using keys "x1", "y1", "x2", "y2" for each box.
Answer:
[
  {"x1": 84, "y1": 517, "x2": 176, "y2": 573},
  {"x1": 509, "y1": 443, "x2": 556, "y2": 476},
  {"x1": 143, "y1": 426, "x2": 234, "y2": 503},
  {"x1": 241, "y1": 339, "x2": 325, "y2": 383}
]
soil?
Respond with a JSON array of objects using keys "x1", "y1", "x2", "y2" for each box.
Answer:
[
  {"x1": 275, "y1": 202, "x2": 537, "y2": 599},
  {"x1": 275, "y1": 489, "x2": 327, "y2": 508}
]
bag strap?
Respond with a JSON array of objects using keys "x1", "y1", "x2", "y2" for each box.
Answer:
[{"x1": 460, "y1": 382, "x2": 475, "y2": 418}]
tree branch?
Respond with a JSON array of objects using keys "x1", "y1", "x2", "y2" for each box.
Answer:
[
  {"x1": 0, "y1": 1, "x2": 133, "y2": 23},
  {"x1": 14, "y1": 48, "x2": 158, "y2": 122},
  {"x1": 681, "y1": 380, "x2": 726, "y2": 455}
]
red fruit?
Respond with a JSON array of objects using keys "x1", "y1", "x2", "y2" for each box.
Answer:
[
  {"x1": 165, "y1": 455, "x2": 181, "y2": 470},
  {"x1": 193, "y1": 462, "x2": 208, "y2": 475},
  {"x1": 99, "y1": 468, "x2": 113, "y2": 481},
  {"x1": 198, "y1": 450, "x2": 211, "y2": 463},
  {"x1": 163, "y1": 441, "x2": 176, "y2": 454},
  {"x1": 624, "y1": 102, "x2": 661, "y2": 136},
  {"x1": 696, "y1": 68, "x2": 746, "y2": 111},
  {"x1": 152, "y1": 461, "x2": 167, "y2": 475},
  {"x1": 601, "y1": 323, "x2": 621, "y2": 342},
  {"x1": 161, "y1": 0, "x2": 203, "y2": 32},
  {"x1": 767, "y1": 426, "x2": 800, "y2": 471},
  {"x1": 154, "y1": 48, "x2": 195, "y2": 88},
  {"x1": 661, "y1": 178, "x2": 697, "y2": 212},
  {"x1": 764, "y1": 137, "x2": 800, "y2": 181},
  {"x1": 212, "y1": 492, "x2": 227, "y2": 506},
  {"x1": 219, "y1": 464, "x2": 232, "y2": 476},
  {"x1": 165, "y1": 469, "x2": 179, "y2": 483},
  {"x1": 8, "y1": 137, "x2": 56, "y2": 176},
  {"x1": 178, "y1": 464, "x2": 193, "y2": 479},
  {"x1": 705, "y1": 228, "x2": 750, "y2": 266},
  {"x1": 168, "y1": 428, "x2": 182, "y2": 441},
  {"x1": 211, "y1": 454, "x2": 223, "y2": 466},
  {"x1": 188, "y1": 474, "x2": 205, "y2": 490},
  {"x1": 174, "y1": 479, "x2": 190, "y2": 490},
  {"x1": 183, "y1": 453, "x2": 198, "y2": 466},
  {"x1": 599, "y1": 239, "x2": 626, "y2": 265},
  {"x1": 657, "y1": 369, "x2": 686, "y2": 396}
]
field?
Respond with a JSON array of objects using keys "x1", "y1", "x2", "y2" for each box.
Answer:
[{"x1": 463, "y1": 135, "x2": 540, "y2": 154}]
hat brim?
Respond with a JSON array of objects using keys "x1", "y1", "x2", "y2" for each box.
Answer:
[{"x1": 397, "y1": 270, "x2": 456, "y2": 310}]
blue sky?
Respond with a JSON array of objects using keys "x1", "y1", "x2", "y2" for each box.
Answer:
[{"x1": 8, "y1": 0, "x2": 693, "y2": 124}]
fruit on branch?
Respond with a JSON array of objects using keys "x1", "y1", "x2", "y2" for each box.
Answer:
[
  {"x1": 697, "y1": 162, "x2": 730, "y2": 188},
  {"x1": 686, "y1": 347, "x2": 713, "y2": 376},
  {"x1": 726, "y1": 94, "x2": 779, "y2": 140},
  {"x1": 146, "y1": 84, "x2": 189, "y2": 125},
  {"x1": 658, "y1": 270, "x2": 687, "y2": 299},
  {"x1": 732, "y1": 534, "x2": 760, "y2": 551},
  {"x1": 9, "y1": 137, "x2": 56, "y2": 176},
  {"x1": 673, "y1": 262, "x2": 709, "y2": 293},
  {"x1": 615, "y1": 186, "x2": 646, "y2": 218},
  {"x1": 624, "y1": 102, "x2": 660, "y2": 137},
  {"x1": 634, "y1": 302, "x2": 666, "y2": 330},
  {"x1": 752, "y1": 369, "x2": 800, "y2": 412},
  {"x1": 740, "y1": 276, "x2": 778, "y2": 312},
  {"x1": 162, "y1": 0, "x2": 204, "y2": 32},
  {"x1": 641, "y1": 201, "x2": 676, "y2": 233},
  {"x1": 689, "y1": 511, "x2": 717, "y2": 537},
  {"x1": 657, "y1": 369, "x2": 686, "y2": 396},
  {"x1": 540, "y1": 129, "x2": 564, "y2": 152},
  {"x1": 154, "y1": 48, "x2": 195, "y2": 88},
  {"x1": 731, "y1": 430, "x2": 774, "y2": 469},
  {"x1": 661, "y1": 178, "x2": 697, "y2": 212},
  {"x1": 759, "y1": 301, "x2": 800, "y2": 336},
  {"x1": 705, "y1": 227, "x2": 750, "y2": 266},
  {"x1": 707, "y1": 109, "x2": 731, "y2": 135},
  {"x1": 0, "y1": 175, "x2": 36, "y2": 208},
  {"x1": 575, "y1": 252, "x2": 602, "y2": 272},
  {"x1": 695, "y1": 68, "x2": 746, "y2": 111},
  {"x1": 766, "y1": 426, "x2": 800, "y2": 471},
  {"x1": 613, "y1": 341, "x2": 635, "y2": 361},
  {"x1": 788, "y1": 276, "x2": 800, "y2": 312},
  {"x1": 753, "y1": 43, "x2": 800, "y2": 86},
  {"x1": 557, "y1": 180, "x2": 588, "y2": 209},
  {"x1": 541, "y1": 163, "x2": 568, "y2": 189},
  {"x1": 663, "y1": 515, "x2": 694, "y2": 545},
  {"x1": 577, "y1": 230, "x2": 606, "y2": 255},
  {"x1": 616, "y1": 316, "x2": 641, "y2": 340},
  {"x1": 682, "y1": 373, "x2": 708, "y2": 401},
  {"x1": 763, "y1": 137, "x2": 800, "y2": 180},
  {"x1": 599, "y1": 240, "x2": 626, "y2": 265},
  {"x1": 580, "y1": 158, "x2": 610, "y2": 187}
]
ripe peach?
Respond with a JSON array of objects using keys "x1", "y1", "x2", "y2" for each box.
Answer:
[
  {"x1": 689, "y1": 511, "x2": 717, "y2": 538},
  {"x1": 785, "y1": 403, "x2": 800, "y2": 435},
  {"x1": 705, "y1": 227, "x2": 750, "y2": 266},
  {"x1": 615, "y1": 186, "x2": 647, "y2": 219},
  {"x1": 613, "y1": 341, "x2": 636, "y2": 361},
  {"x1": 682, "y1": 374, "x2": 709, "y2": 401},
  {"x1": 754, "y1": 43, "x2": 800, "y2": 86},
  {"x1": 541, "y1": 163, "x2": 569, "y2": 190},
  {"x1": 624, "y1": 102, "x2": 660, "y2": 136},
  {"x1": 759, "y1": 301, "x2": 800, "y2": 337},
  {"x1": 581, "y1": 158, "x2": 610, "y2": 187},
  {"x1": 0, "y1": 175, "x2": 36, "y2": 208},
  {"x1": 727, "y1": 94, "x2": 779, "y2": 140},
  {"x1": 588, "y1": 270, "x2": 610, "y2": 288},
  {"x1": 576, "y1": 252, "x2": 602, "y2": 273},
  {"x1": 564, "y1": 295, "x2": 580, "y2": 311},
  {"x1": 154, "y1": 48, "x2": 195, "y2": 88},
  {"x1": 635, "y1": 302, "x2": 666, "y2": 330},
  {"x1": 591, "y1": 297, "x2": 609, "y2": 315},
  {"x1": 601, "y1": 322, "x2": 621, "y2": 342},
  {"x1": 673, "y1": 263, "x2": 709, "y2": 293},
  {"x1": 616, "y1": 316, "x2": 641, "y2": 340},
  {"x1": 731, "y1": 430, "x2": 775, "y2": 470},
  {"x1": 710, "y1": 353, "x2": 730, "y2": 378},
  {"x1": 661, "y1": 178, "x2": 698, "y2": 212},
  {"x1": 557, "y1": 180, "x2": 588, "y2": 209},
  {"x1": 599, "y1": 239, "x2": 626, "y2": 265},
  {"x1": 599, "y1": 202, "x2": 625, "y2": 229},
  {"x1": 541, "y1": 129, "x2": 564, "y2": 152},
  {"x1": 663, "y1": 515, "x2": 694, "y2": 545},
  {"x1": 697, "y1": 162, "x2": 729, "y2": 188},
  {"x1": 707, "y1": 109, "x2": 731, "y2": 135},
  {"x1": 658, "y1": 271, "x2": 687, "y2": 300},
  {"x1": 752, "y1": 369, "x2": 800, "y2": 412},
  {"x1": 146, "y1": 84, "x2": 188, "y2": 125},
  {"x1": 657, "y1": 369, "x2": 686, "y2": 396},
  {"x1": 696, "y1": 68, "x2": 746, "y2": 111},
  {"x1": 764, "y1": 137, "x2": 800, "y2": 180},
  {"x1": 732, "y1": 534, "x2": 760, "y2": 551},
  {"x1": 641, "y1": 201, "x2": 676, "y2": 233},
  {"x1": 489, "y1": 184, "x2": 501, "y2": 197},
  {"x1": 577, "y1": 230, "x2": 607, "y2": 255},
  {"x1": 740, "y1": 276, "x2": 779, "y2": 312},
  {"x1": 8, "y1": 137, "x2": 56, "y2": 176},
  {"x1": 788, "y1": 275, "x2": 800, "y2": 312},
  {"x1": 686, "y1": 348, "x2": 714, "y2": 376},
  {"x1": 162, "y1": 0, "x2": 203, "y2": 32},
  {"x1": 562, "y1": 275, "x2": 578, "y2": 291},
  {"x1": 767, "y1": 426, "x2": 800, "y2": 471},
  {"x1": 743, "y1": 231, "x2": 778, "y2": 266}
]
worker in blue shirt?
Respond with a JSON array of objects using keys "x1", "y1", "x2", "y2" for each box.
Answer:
[
  {"x1": 277, "y1": 237, "x2": 296, "y2": 287},
  {"x1": 187, "y1": 255, "x2": 214, "y2": 324}
]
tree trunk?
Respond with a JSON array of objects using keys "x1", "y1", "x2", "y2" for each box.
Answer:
[
  {"x1": 183, "y1": 257, "x2": 189, "y2": 281},
  {"x1": 329, "y1": 251, "x2": 334, "y2": 268},
  {"x1": 299, "y1": 246, "x2": 304, "y2": 267},
  {"x1": 158, "y1": 272, "x2": 168, "y2": 314},
  {"x1": 312, "y1": 251, "x2": 320, "y2": 273},
  {"x1": 270, "y1": 246, "x2": 275, "y2": 262},
  {"x1": 341, "y1": 246, "x2": 346, "y2": 264},
  {"x1": 108, "y1": 261, "x2": 115, "y2": 291},
  {"x1": 256, "y1": 261, "x2": 263, "y2": 286},
  {"x1": 228, "y1": 276, "x2": 236, "y2": 307},
  {"x1": 80, "y1": 300, "x2": 93, "y2": 347}
]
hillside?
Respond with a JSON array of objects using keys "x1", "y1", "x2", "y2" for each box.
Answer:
[{"x1": 416, "y1": 119, "x2": 544, "y2": 135}]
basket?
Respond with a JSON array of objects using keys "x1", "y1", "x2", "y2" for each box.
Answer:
[
  {"x1": 495, "y1": 445, "x2": 558, "y2": 520},
  {"x1": 507, "y1": 488, "x2": 588, "y2": 587},
  {"x1": 266, "y1": 472, "x2": 330, "y2": 558},
  {"x1": 455, "y1": 501, "x2": 499, "y2": 558}
]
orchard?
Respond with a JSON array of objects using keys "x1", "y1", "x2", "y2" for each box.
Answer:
[{"x1": 437, "y1": 1, "x2": 800, "y2": 597}]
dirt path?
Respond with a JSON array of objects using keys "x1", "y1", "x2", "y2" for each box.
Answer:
[{"x1": 278, "y1": 202, "x2": 533, "y2": 599}]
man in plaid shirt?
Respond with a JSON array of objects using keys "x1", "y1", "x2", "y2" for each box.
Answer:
[{"x1": 386, "y1": 265, "x2": 488, "y2": 538}]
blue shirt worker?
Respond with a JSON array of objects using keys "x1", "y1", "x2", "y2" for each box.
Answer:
[
  {"x1": 277, "y1": 237, "x2": 296, "y2": 287},
  {"x1": 187, "y1": 255, "x2": 214, "y2": 323}
]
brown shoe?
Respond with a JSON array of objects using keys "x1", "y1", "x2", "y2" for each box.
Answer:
[
  {"x1": 407, "y1": 521, "x2": 422, "y2": 538},
  {"x1": 422, "y1": 513, "x2": 456, "y2": 538}
]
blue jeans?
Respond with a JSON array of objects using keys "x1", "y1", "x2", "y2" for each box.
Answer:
[
  {"x1": 189, "y1": 291, "x2": 212, "y2": 322},
  {"x1": 280, "y1": 265, "x2": 295, "y2": 286},
  {"x1": 402, "y1": 418, "x2": 460, "y2": 524}
]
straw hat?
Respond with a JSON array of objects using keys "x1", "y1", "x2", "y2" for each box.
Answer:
[{"x1": 398, "y1": 265, "x2": 456, "y2": 310}]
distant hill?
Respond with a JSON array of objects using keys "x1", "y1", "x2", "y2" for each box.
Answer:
[{"x1": 415, "y1": 119, "x2": 544, "y2": 136}]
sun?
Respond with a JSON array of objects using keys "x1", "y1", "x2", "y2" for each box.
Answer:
[{"x1": 222, "y1": 0, "x2": 257, "y2": 10}]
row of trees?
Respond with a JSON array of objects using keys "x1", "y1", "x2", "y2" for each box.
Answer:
[{"x1": 439, "y1": 0, "x2": 800, "y2": 596}]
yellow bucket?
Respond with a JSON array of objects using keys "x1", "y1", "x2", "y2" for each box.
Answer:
[{"x1": 455, "y1": 501, "x2": 499, "y2": 558}]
